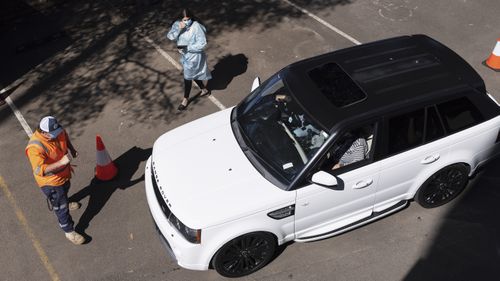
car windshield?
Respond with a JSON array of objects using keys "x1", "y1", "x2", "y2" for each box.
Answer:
[{"x1": 235, "y1": 76, "x2": 329, "y2": 183}]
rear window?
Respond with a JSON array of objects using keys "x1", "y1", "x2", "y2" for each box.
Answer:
[
  {"x1": 308, "y1": 63, "x2": 366, "y2": 107},
  {"x1": 425, "y1": 106, "x2": 445, "y2": 143},
  {"x1": 437, "y1": 97, "x2": 484, "y2": 134},
  {"x1": 387, "y1": 109, "x2": 425, "y2": 155}
]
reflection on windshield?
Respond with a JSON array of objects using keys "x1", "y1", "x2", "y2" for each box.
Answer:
[{"x1": 236, "y1": 78, "x2": 329, "y2": 183}]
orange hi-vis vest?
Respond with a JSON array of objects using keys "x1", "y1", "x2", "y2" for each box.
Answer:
[{"x1": 25, "y1": 129, "x2": 72, "y2": 187}]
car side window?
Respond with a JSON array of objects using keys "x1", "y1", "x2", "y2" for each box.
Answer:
[
  {"x1": 320, "y1": 123, "x2": 375, "y2": 171},
  {"x1": 424, "y1": 106, "x2": 445, "y2": 143},
  {"x1": 436, "y1": 97, "x2": 484, "y2": 134},
  {"x1": 388, "y1": 109, "x2": 425, "y2": 155}
]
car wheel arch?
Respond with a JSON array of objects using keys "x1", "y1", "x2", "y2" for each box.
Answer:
[
  {"x1": 200, "y1": 210, "x2": 294, "y2": 270},
  {"x1": 407, "y1": 160, "x2": 471, "y2": 200},
  {"x1": 208, "y1": 230, "x2": 279, "y2": 269},
  {"x1": 410, "y1": 161, "x2": 470, "y2": 200}
]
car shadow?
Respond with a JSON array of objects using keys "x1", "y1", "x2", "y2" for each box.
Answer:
[
  {"x1": 404, "y1": 156, "x2": 500, "y2": 280},
  {"x1": 69, "y1": 146, "x2": 151, "y2": 242}
]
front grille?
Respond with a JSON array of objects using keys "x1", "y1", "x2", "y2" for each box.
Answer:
[{"x1": 151, "y1": 161, "x2": 172, "y2": 219}]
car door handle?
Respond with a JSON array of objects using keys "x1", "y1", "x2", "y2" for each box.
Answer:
[
  {"x1": 421, "y1": 154, "x2": 440, "y2": 164},
  {"x1": 353, "y1": 179, "x2": 373, "y2": 189}
]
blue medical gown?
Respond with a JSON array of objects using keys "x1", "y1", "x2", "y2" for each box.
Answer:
[{"x1": 167, "y1": 21, "x2": 212, "y2": 80}]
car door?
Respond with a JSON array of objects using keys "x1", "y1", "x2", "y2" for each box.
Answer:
[
  {"x1": 294, "y1": 122, "x2": 380, "y2": 241},
  {"x1": 374, "y1": 106, "x2": 450, "y2": 211}
]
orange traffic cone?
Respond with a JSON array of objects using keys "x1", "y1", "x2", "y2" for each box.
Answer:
[
  {"x1": 485, "y1": 38, "x2": 500, "y2": 71},
  {"x1": 95, "y1": 135, "x2": 118, "y2": 181}
]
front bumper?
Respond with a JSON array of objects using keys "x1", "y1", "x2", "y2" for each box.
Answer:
[
  {"x1": 151, "y1": 212, "x2": 177, "y2": 262},
  {"x1": 144, "y1": 157, "x2": 209, "y2": 271}
]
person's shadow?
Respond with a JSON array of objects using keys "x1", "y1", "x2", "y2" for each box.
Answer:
[
  {"x1": 69, "y1": 146, "x2": 152, "y2": 242},
  {"x1": 207, "y1": 53, "x2": 248, "y2": 91}
]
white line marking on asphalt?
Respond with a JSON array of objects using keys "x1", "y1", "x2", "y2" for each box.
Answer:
[
  {"x1": 139, "y1": 31, "x2": 227, "y2": 111},
  {"x1": 281, "y1": 0, "x2": 362, "y2": 45},
  {"x1": 142, "y1": 35, "x2": 183, "y2": 70},
  {"x1": 4, "y1": 95, "x2": 33, "y2": 137},
  {"x1": 2, "y1": 0, "x2": 352, "y2": 137},
  {"x1": 0, "y1": 176, "x2": 61, "y2": 281}
]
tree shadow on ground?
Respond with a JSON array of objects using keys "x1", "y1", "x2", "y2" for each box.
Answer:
[
  {"x1": 0, "y1": 0, "x2": 72, "y2": 88},
  {"x1": 404, "y1": 156, "x2": 500, "y2": 281},
  {"x1": 0, "y1": 0, "x2": 354, "y2": 133},
  {"x1": 68, "y1": 146, "x2": 151, "y2": 241},
  {"x1": 207, "y1": 53, "x2": 248, "y2": 91}
]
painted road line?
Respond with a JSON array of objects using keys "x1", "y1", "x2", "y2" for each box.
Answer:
[
  {"x1": 5, "y1": 96, "x2": 33, "y2": 138},
  {"x1": 0, "y1": 176, "x2": 61, "y2": 281},
  {"x1": 142, "y1": 34, "x2": 182, "y2": 70},
  {"x1": 139, "y1": 31, "x2": 227, "y2": 111},
  {"x1": 281, "y1": 0, "x2": 362, "y2": 46}
]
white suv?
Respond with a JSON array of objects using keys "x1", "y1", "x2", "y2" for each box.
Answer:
[{"x1": 145, "y1": 35, "x2": 500, "y2": 277}]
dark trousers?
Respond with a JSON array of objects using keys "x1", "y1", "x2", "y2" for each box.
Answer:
[
  {"x1": 183, "y1": 79, "x2": 205, "y2": 99},
  {"x1": 41, "y1": 181, "x2": 74, "y2": 233}
]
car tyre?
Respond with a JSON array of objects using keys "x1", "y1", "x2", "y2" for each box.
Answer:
[
  {"x1": 415, "y1": 164, "x2": 469, "y2": 208},
  {"x1": 212, "y1": 232, "x2": 276, "y2": 278}
]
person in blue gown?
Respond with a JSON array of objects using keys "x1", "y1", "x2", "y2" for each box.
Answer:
[{"x1": 167, "y1": 8, "x2": 212, "y2": 111}]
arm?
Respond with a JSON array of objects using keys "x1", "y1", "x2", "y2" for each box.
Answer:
[
  {"x1": 167, "y1": 21, "x2": 182, "y2": 41},
  {"x1": 65, "y1": 130, "x2": 78, "y2": 158},
  {"x1": 27, "y1": 148, "x2": 70, "y2": 176},
  {"x1": 187, "y1": 23, "x2": 207, "y2": 53},
  {"x1": 337, "y1": 138, "x2": 367, "y2": 167}
]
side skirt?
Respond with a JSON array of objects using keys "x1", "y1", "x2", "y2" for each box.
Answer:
[{"x1": 295, "y1": 200, "x2": 409, "y2": 242}]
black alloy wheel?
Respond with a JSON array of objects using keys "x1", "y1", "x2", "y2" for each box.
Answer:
[
  {"x1": 212, "y1": 232, "x2": 276, "y2": 278},
  {"x1": 415, "y1": 164, "x2": 469, "y2": 208}
]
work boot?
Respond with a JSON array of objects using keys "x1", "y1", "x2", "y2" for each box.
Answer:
[
  {"x1": 65, "y1": 231, "x2": 85, "y2": 245},
  {"x1": 68, "y1": 202, "x2": 81, "y2": 211}
]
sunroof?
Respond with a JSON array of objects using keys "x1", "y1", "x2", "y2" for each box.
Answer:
[{"x1": 308, "y1": 63, "x2": 366, "y2": 107}]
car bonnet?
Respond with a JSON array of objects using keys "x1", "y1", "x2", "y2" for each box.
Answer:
[{"x1": 151, "y1": 108, "x2": 294, "y2": 229}]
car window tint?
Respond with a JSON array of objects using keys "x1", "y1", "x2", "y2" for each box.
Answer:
[
  {"x1": 388, "y1": 109, "x2": 425, "y2": 155},
  {"x1": 308, "y1": 63, "x2": 366, "y2": 107},
  {"x1": 425, "y1": 106, "x2": 445, "y2": 143},
  {"x1": 437, "y1": 97, "x2": 484, "y2": 133}
]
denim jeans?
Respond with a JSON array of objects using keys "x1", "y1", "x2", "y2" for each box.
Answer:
[{"x1": 41, "y1": 181, "x2": 74, "y2": 233}]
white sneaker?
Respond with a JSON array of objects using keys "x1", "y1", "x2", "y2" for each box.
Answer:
[
  {"x1": 65, "y1": 231, "x2": 85, "y2": 245},
  {"x1": 68, "y1": 202, "x2": 81, "y2": 211}
]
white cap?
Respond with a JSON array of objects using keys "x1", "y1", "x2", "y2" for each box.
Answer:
[{"x1": 39, "y1": 116, "x2": 63, "y2": 138}]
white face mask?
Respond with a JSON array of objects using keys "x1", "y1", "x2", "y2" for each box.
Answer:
[{"x1": 183, "y1": 19, "x2": 192, "y2": 26}]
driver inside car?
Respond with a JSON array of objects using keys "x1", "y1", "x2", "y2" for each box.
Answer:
[
  {"x1": 332, "y1": 137, "x2": 368, "y2": 169},
  {"x1": 328, "y1": 126, "x2": 373, "y2": 170}
]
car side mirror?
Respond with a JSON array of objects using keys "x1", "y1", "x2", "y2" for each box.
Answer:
[
  {"x1": 311, "y1": 171, "x2": 338, "y2": 187},
  {"x1": 251, "y1": 77, "x2": 260, "y2": 92}
]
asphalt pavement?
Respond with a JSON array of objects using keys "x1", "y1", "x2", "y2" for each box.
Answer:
[{"x1": 1, "y1": 0, "x2": 499, "y2": 280}]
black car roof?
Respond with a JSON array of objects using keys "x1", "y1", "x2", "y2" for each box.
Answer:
[{"x1": 283, "y1": 34, "x2": 487, "y2": 131}]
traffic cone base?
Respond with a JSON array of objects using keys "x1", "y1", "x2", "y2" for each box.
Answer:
[
  {"x1": 95, "y1": 135, "x2": 118, "y2": 181},
  {"x1": 95, "y1": 162, "x2": 118, "y2": 181},
  {"x1": 485, "y1": 38, "x2": 500, "y2": 72}
]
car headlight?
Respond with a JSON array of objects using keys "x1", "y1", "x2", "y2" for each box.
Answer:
[{"x1": 168, "y1": 213, "x2": 201, "y2": 244}]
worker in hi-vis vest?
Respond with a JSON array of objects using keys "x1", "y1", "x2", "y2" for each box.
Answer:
[{"x1": 25, "y1": 116, "x2": 85, "y2": 245}]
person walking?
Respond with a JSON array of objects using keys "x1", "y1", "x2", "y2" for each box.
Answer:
[
  {"x1": 167, "y1": 8, "x2": 212, "y2": 111},
  {"x1": 25, "y1": 116, "x2": 85, "y2": 245}
]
